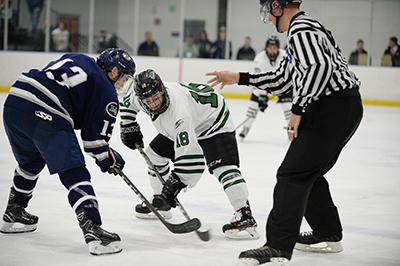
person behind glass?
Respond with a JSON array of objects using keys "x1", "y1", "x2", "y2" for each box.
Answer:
[
  {"x1": 207, "y1": 0, "x2": 363, "y2": 264},
  {"x1": 97, "y1": 29, "x2": 117, "y2": 53},
  {"x1": 25, "y1": 0, "x2": 44, "y2": 33},
  {"x1": 51, "y1": 21, "x2": 70, "y2": 52},
  {"x1": 196, "y1": 30, "x2": 213, "y2": 58},
  {"x1": 137, "y1": 31, "x2": 159, "y2": 57},
  {"x1": 236, "y1": 36, "x2": 256, "y2": 61},
  {"x1": 348, "y1": 39, "x2": 368, "y2": 65},
  {"x1": 383, "y1": 36, "x2": 400, "y2": 67},
  {"x1": 179, "y1": 35, "x2": 199, "y2": 58},
  {"x1": 210, "y1": 26, "x2": 232, "y2": 59}
]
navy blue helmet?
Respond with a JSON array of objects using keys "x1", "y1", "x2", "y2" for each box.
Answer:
[{"x1": 97, "y1": 48, "x2": 136, "y2": 77}]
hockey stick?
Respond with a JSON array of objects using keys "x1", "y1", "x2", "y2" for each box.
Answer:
[
  {"x1": 235, "y1": 117, "x2": 252, "y2": 131},
  {"x1": 116, "y1": 169, "x2": 201, "y2": 234},
  {"x1": 136, "y1": 145, "x2": 211, "y2": 242}
]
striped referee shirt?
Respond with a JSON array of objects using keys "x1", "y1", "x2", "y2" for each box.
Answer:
[{"x1": 238, "y1": 11, "x2": 360, "y2": 115}]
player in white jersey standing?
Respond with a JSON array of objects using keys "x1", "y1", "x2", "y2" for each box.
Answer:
[
  {"x1": 119, "y1": 69, "x2": 259, "y2": 239},
  {"x1": 239, "y1": 36, "x2": 292, "y2": 140}
]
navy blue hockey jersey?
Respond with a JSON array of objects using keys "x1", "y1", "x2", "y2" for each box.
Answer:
[{"x1": 5, "y1": 53, "x2": 118, "y2": 162}]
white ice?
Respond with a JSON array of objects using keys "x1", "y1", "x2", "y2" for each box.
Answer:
[{"x1": 0, "y1": 94, "x2": 399, "y2": 266}]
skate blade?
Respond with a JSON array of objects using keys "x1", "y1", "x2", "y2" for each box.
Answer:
[
  {"x1": 294, "y1": 241, "x2": 343, "y2": 253},
  {"x1": 224, "y1": 227, "x2": 260, "y2": 240},
  {"x1": 0, "y1": 222, "x2": 37, "y2": 234},
  {"x1": 135, "y1": 210, "x2": 172, "y2": 220},
  {"x1": 88, "y1": 241, "x2": 122, "y2": 256},
  {"x1": 237, "y1": 258, "x2": 289, "y2": 266}
]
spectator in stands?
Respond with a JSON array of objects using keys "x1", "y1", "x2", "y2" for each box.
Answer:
[
  {"x1": 137, "y1": 31, "x2": 159, "y2": 56},
  {"x1": 51, "y1": 21, "x2": 70, "y2": 52},
  {"x1": 383, "y1": 36, "x2": 400, "y2": 67},
  {"x1": 349, "y1": 39, "x2": 368, "y2": 65},
  {"x1": 25, "y1": 0, "x2": 44, "y2": 33},
  {"x1": 236, "y1": 36, "x2": 256, "y2": 61},
  {"x1": 97, "y1": 30, "x2": 117, "y2": 53},
  {"x1": 197, "y1": 30, "x2": 212, "y2": 58},
  {"x1": 179, "y1": 35, "x2": 199, "y2": 58},
  {"x1": 210, "y1": 26, "x2": 232, "y2": 59}
]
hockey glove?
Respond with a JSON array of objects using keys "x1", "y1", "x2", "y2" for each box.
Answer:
[
  {"x1": 96, "y1": 147, "x2": 125, "y2": 175},
  {"x1": 153, "y1": 173, "x2": 186, "y2": 208},
  {"x1": 120, "y1": 122, "x2": 144, "y2": 150},
  {"x1": 258, "y1": 95, "x2": 269, "y2": 112}
]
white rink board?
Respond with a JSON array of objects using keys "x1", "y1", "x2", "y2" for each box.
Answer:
[{"x1": 1, "y1": 51, "x2": 400, "y2": 102}]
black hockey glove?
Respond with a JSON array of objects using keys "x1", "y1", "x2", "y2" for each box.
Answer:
[
  {"x1": 153, "y1": 173, "x2": 187, "y2": 209},
  {"x1": 258, "y1": 95, "x2": 269, "y2": 112},
  {"x1": 96, "y1": 147, "x2": 125, "y2": 175},
  {"x1": 120, "y1": 122, "x2": 144, "y2": 150}
]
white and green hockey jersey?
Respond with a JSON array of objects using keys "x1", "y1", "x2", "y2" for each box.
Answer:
[{"x1": 119, "y1": 82, "x2": 235, "y2": 183}]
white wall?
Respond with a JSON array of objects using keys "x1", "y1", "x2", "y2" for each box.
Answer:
[
  {"x1": 116, "y1": 0, "x2": 136, "y2": 49},
  {"x1": 1, "y1": 51, "x2": 399, "y2": 102},
  {"x1": 13, "y1": 0, "x2": 400, "y2": 64}
]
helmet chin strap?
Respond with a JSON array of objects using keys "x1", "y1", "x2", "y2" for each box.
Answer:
[{"x1": 274, "y1": 7, "x2": 285, "y2": 33}]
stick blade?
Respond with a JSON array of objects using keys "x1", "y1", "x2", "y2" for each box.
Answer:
[
  {"x1": 167, "y1": 218, "x2": 201, "y2": 234},
  {"x1": 196, "y1": 229, "x2": 211, "y2": 241}
]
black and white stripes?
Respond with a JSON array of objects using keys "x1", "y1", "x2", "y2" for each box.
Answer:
[{"x1": 240, "y1": 11, "x2": 360, "y2": 115}]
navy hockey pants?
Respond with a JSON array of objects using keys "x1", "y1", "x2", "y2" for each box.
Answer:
[{"x1": 3, "y1": 105, "x2": 101, "y2": 224}]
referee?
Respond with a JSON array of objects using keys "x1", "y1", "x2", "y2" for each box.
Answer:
[{"x1": 207, "y1": 0, "x2": 363, "y2": 264}]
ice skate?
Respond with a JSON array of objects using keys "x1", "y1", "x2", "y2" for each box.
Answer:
[
  {"x1": 294, "y1": 231, "x2": 343, "y2": 253},
  {"x1": 77, "y1": 209, "x2": 122, "y2": 255},
  {"x1": 135, "y1": 201, "x2": 172, "y2": 220},
  {"x1": 0, "y1": 188, "x2": 38, "y2": 234},
  {"x1": 223, "y1": 205, "x2": 259, "y2": 240},
  {"x1": 238, "y1": 245, "x2": 291, "y2": 266}
]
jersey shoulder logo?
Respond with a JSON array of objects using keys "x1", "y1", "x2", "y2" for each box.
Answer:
[
  {"x1": 175, "y1": 119, "x2": 184, "y2": 129},
  {"x1": 106, "y1": 102, "x2": 118, "y2": 118}
]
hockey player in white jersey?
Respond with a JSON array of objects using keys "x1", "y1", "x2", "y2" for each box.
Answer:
[
  {"x1": 119, "y1": 69, "x2": 259, "y2": 239},
  {"x1": 239, "y1": 36, "x2": 293, "y2": 139}
]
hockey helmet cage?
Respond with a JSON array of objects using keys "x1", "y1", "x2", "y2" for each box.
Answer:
[{"x1": 133, "y1": 69, "x2": 170, "y2": 116}]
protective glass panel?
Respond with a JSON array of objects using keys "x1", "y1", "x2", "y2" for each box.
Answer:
[{"x1": 50, "y1": 0, "x2": 89, "y2": 53}]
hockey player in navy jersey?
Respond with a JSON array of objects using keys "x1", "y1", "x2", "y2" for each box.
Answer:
[{"x1": 1, "y1": 48, "x2": 135, "y2": 255}]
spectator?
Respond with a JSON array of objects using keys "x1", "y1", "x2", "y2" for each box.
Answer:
[
  {"x1": 137, "y1": 31, "x2": 159, "y2": 56},
  {"x1": 197, "y1": 30, "x2": 212, "y2": 58},
  {"x1": 349, "y1": 39, "x2": 368, "y2": 65},
  {"x1": 383, "y1": 36, "x2": 400, "y2": 67},
  {"x1": 236, "y1": 36, "x2": 256, "y2": 60},
  {"x1": 210, "y1": 26, "x2": 232, "y2": 59},
  {"x1": 51, "y1": 21, "x2": 70, "y2": 52},
  {"x1": 97, "y1": 30, "x2": 117, "y2": 53},
  {"x1": 179, "y1": 35, "x2": 199, "y2": 58},
  {"x1": 25, "y1": 0, "x2": 44, "y2": 33}
]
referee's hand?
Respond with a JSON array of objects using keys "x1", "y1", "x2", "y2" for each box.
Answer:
[
  {"x1": 287, "y1": 113, "x2": 301, "y2": 141},
  {"x1": 206, "y1": 71, "x2": 240, "y2": 90}
]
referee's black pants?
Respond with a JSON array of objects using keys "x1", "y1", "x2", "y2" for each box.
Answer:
[{"x1": 266, "y1": 88, "x2": 363, "y2": 253}]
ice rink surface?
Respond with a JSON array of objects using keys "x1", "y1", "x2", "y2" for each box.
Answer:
[{"x1": 0, "y1": 93, "x2": 399, "y2": 266}]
